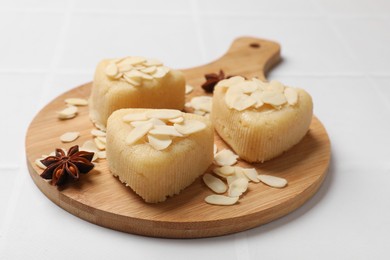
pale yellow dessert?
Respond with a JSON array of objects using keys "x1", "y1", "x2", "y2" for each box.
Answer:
[
  {"x1": 106, "y1": 108, "x2": 214, "y2": 203},
  {"x1": 211, "y1": 77, "x2": 313, "y2": 163},
  {"x1": 89, "y1": 56, "x2": 185, "y2": 130}
]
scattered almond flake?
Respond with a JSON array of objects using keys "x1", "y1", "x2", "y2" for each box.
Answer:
[
  {"x1": 57, "y1": 105, "x2": 78, "y2": 120},
  {"x1": 149, "y1": 125, "x2": 183, "y2": 137},
  {"x1": 216, "y1": 76, "x2": 245, "y2": 88},
  {"x1": 190, "y1": 96, "x2": 212, "y2": 111},
  {"x1": 203, "y1": 173, "x2": 227, "y2": 194},
  {"x1": 35, "y1": 158, "x2": 46, "y2": 169},
  {"x1": 185, "y1": 84, "x2": 194, "y2": 94},
  {"x1": 174, "y1": 119, "x2": 206, "y2": 135},
  {"x1": 96, "y1": 136, "x2": 106, "y2": 144},
  {"x1": 147, "y1": 134, "x2": 172, "y2": 150},
  {"x1": 258, "y1": 174, "x2": 287, "y2": 188},
  {"x1": 234, "y1": 167, "x2": 248, "y2": 180},
  {"x1": 228, "y1": 178, "x2": 249, "y2": 197},
  {"x1": 205, "y1": 195, "x2": 239, "y2": 206},
  {"x1": 227, "y1": 175, "x2": 239, "y2": 186},
  {"x1": 261, "y1": 90, "x2": 287, "y2": 107},
  {"x1": 213, "y1": 166, "x2": 235, "y2": 178},
  {"x1": 242, "y1": 168, "x2": 260, "y2": 183},
  {"x1": 125, "y1": 122, "x2": 154, "y2": 145},
  {"x1": 60, "y1": 132, "x2": 80, "y2": 143},
  {"x1": 97, "y1": 150, "x2": 106, "y2": 159},
  {"x1": 65, "y1": 98, "x2": 88, "y2": 106},
  {"x1": 94, "y1": 137, "x2": 106, "y2": 150},
  {"x1": 123, "y1": 75, "x2": 141, "y2": 86},
  {"x1": 237, "y1": 81, "x2": 258, "y2": 93},
  {"x1": 80, "y1": 141, "x2": 99, "y2": 161},
  {"x1": 284, "y1": 87, "x2": 299, "y2": 105},
  {"x1": 231, "y1": 94, "x2": 257, "y2": 111},
  {"x1": 250, "y1": 90, "x2": 264, "y2": 108},
  {"x1": 122, "y1": 112, "x2": 147, "y2": 122},
  {"x1": 105, "y1": 63, "x2": 119, "y2": 77},
  {"x1": 213, "y1": 144, "x2": 218, "y2": 155},
  {"x1": 130, "y1": 118, "x2": 166, "y2": 128},
  {"x1": 91, "y1": 129, "x2": 106, "y2": 137},
  {"x1": 169, "y1": 116, "x2": 184, "y2": 124},
  {"x1": 269, "y1": 80, "x2": 285, "y2": 93},
  {"x1": 214, "y1": 149, "x2": 239, "y2": 166},
  {"x1": 193, "y1": 110, "x2": 206, "y2": 116},
  {"x1": 145, "y1": 109, "x2": 182, "y2": 120},
  {"x1": 185, "y1": 102, "x2": 192, "y2": 108}
]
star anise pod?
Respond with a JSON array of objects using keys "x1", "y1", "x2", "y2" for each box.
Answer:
[
  {"x1": 40, "y1": 145, "x2": 95, "y2": 186},
  {"x1": 201, "y1": 70, "x2": 227, "y2": 93}
]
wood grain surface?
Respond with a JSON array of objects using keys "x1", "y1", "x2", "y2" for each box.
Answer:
[{"x1": 25, "y1": 37, "x2": 331, "y2": 238}]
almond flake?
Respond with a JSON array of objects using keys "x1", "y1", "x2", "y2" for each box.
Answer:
[
  {"x1": 152, "y1": 66, "x2": 168, "y2": 78},
  {"x1": 60, "y1": 132, "x2": 80, "y2": 143},
  {"x1": 227, "y1": 175, "x2": 239, "y2": 186},
  {"x1": 96, "y1": 136, "x2": 106, "y2": 144},
  {"x1": 122, "y1": 112, "x2": 147, "y2": 122},
  {"x1": 225, "y1": 85, "x2": 244, "y2": 108},
  {"x1": 213, "y1": 166, "x2": 235, "y2": 178},
  {"x1": 105, "y1": 63, "x2": 119, "y2": 77},
  {"x1": 125, "y1": 56, "x2": 146, "y2": 65},
  {"x1": 261, "y1": 91, "x2": 287, "y2": 107},
  {"x1": 91, "y1": 129, "x2": 106, "y2": 137},
  {"x1": 237, "y1": 81, "x2": 258, "y2": 93},
  {"x1": 65, "y1": 98, "x2": 88, "y2": 106},
  {"x1": 205, "y1": 195, "x2": 239, "y2": 206},
  {"x1": 117, "y1": 63, "x2": 133, "y2": 72},
  {"x1": 169, "y1": 116, "x2": 184, "y2": 124},
  {"x1": 140, "y1": 71, "x2": 154, "y2": 80},
  {"x1": 125, "y1": 122, "x2": 153, "y2": 145},
  {"x1": 190, "y1": 96, "x2": 212, "y2": 111},
  {"x1": 269, "y1": 80, "x2": 285, "y2": 93},
  {"x1": 174, "y1": 119, "x2": 206, "y2": 135},
  {"x1": 141, "y1": 66, "x2": 157, "y2": 74},
  {"x1": 144, "y1": 58, "x2": 163, "y2": 66},
  {"x1": 35, "y1": 158, "x2": 46, "y2": 169},
  {"x1": 94, "y1": 137, "x2": 106, "y2": 150},
  {"x1": 231, "y1": 94, "x2": 256, "y2": 111},
  {"x1": 242, "y1": 168, "x2": 260, "y2": 183},
  {"x1": 203, "y1": 173, "x2": 227, "y2": 194},
  {"x1": 258, "y1": 174, "x2": 287, "y2": 188},
  {"x1": 214, "y1": 144, "x2": 218, "y2": 155},
  {"x1": 149, "y1": 125, "x2": 183, "y2": 137},
  {"x1": 193, "y1": 110, "x2": 206, "y2": 116},
  {"x1": 252, "y1": 78, "x2": 267, "y2": 90},
  {"x1": 97, "y1": 150, "x2": 106, "y2": 159},
  {"x1": 217, "y1": 76, "x2": 245, "y2": 88},
  {"x1": 145, "y1": 109, "x2": 182, "y2": 120},
  {"x1": 130, "y1": 118, "x2": 166, "y2": 128},
  {"x1": 185, "y1": 84, "x2": 194, "y2": 94},
  {"x1": 147, "y1": 134, "x2": 172, "y2": 150},
  {"x1": 284, "y1": 87, "x2": 299, "y2": 105},
  {"x1": 214, "y1": 149, "x2": 239, "y2": 166},
  {"x1": 250, "y1": 90, "x2": 264, "y2": 108},
  {"x1": 80, "y1": 140, "x2": 99, "y2": 161},
  {"x1": 57, "y1": 105, "x2": 78, "y2": 119},
  {"x1": 228, "y1": 178, "x2": 249, "y2": 197},
  {"x1": 123, "y1": 76, "x2": 141, "y2": 86},
  {"x1": 185, "y1": 102, "x2": 192, "y2": 108}
]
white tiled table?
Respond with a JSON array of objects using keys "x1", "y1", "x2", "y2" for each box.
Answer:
[{"x1": 1, "y1": 0, "x2": 390, "y2": 259}]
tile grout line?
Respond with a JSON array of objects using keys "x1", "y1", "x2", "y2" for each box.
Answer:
[
  {"x1": 38, "y1": 0, "x2": 75, "y2": 104},
  {"x1": 189, "y1": 0, "x2": 207, "y2": 63}
]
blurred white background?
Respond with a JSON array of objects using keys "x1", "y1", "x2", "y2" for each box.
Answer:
[{"x1": 1, "y1": 0, "x2": 390, "y2": 259}]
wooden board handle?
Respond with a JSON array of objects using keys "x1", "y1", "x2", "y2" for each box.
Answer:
[{"x1": 182, "y1": 37, "x2": 281, "y2": 84}]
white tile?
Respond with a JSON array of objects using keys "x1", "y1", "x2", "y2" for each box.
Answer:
[
  {"x1": 331, "y1": 17, "x2": 390, "y2": 74},
  {"x1": 0, "y1": 12, "x2": 64, "y2": 70},
  {"x1": 58, "y1": 13, "x2": 203, "y2": 71},
  {"x1": 74, "y1": 0, "x2": 191, "y2": 13},
  {"x1": 0, "y1": 169, "x2": 18, "y2": 228},
  {"x1": 198, "y1": 0, "x2": 321, "y2": 15},
  {"x1": 200, "y1": 15, "x2": 359, "y2": 76},
  {"x1": 317, "y1": 0, "x2": 390, "y2": 15},
  {"x1": 44, "y1": 73, "x2": 92, "y2": 102},
  {"x1": 0, "y1": 74, "x2": 46, "y2": 165},
  {"x1": 0, "y1": 0, "x2": 68, "y2": 10}
]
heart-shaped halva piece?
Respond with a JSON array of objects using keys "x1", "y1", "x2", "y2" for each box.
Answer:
[
  {"x1": 106, "y1": 108, "x2": 214, "y2": 203},
  {"x1": 211, "y1": 77, "x2": 313, "y2": 163}
]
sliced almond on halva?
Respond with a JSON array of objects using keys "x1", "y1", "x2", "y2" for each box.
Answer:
[
  {"x1": 125, "y1": 122, "x2": 153, "y2": 145},
  {"x1": 145, "y1": 109, "x2": 182, "y2": 120},
  {"x1": 284, "y1": 87, "x2": 299, "y2": 106},
  {"x1": 174, "y1": 119, "x2": 206, "y2": 135},
  {"x1": 147, "y1": 134, "x2": 172, "y2": 150},
  {"x1": 149, "y1": 125, "x2": 183, "y2": 137},
  {"x1": 122, "y1": 112, "x2": 147, "y2": 122}
]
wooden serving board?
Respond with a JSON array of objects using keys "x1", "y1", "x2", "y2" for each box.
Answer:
[{"x1": 25, "y1": 37, "x2": 330, "y2": 238}]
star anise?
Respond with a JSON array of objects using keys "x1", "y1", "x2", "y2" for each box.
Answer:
[
  {"x1": 40, "y1": 145, "x2": 95, "y2": 186},
  {"x1": 201, "y1": 70, "x2": 228, "y2": 93}
]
